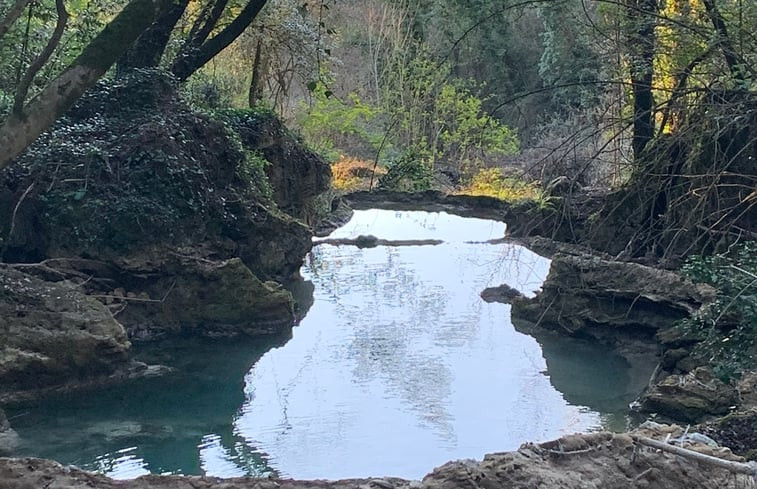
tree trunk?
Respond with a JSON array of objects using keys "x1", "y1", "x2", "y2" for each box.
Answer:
[
  {"x1": 627, "y1": 0, "x2": 658, "y2": 160},
  {"x1": 171, "y1": 0, "x2": 268, "y2": 82},
  {"x1": 117, "y1": 0, "x2": 189, "y2": 74},
  {"x1": 13, "y1": 0, "x2": 68, "y2": 113},
  {"x1": 0, "y1": 0, "x2": 171, "y2": 171},
  {"x1": 248, "y1": 36, "x2": 268, "y2": 107},
  {"x1": 701, "y1": 0, "x2": 749, "y2": 84}
]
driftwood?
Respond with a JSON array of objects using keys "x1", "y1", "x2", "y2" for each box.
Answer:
[{"x1": 632, "y1": 435, "x2": 757, "y2": 478}]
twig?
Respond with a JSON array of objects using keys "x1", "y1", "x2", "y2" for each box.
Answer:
[
  {"x1": 632, "y1": 435, "x2": 757, "y2": 478},
  {"x1": 8, "y1": 181, "x2": 34, "y2": 241}
]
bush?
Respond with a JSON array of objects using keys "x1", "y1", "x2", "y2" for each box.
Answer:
[
  {"x1": 678, "y1": 241, "x2": 757, "y2": 381},
  {"x1": 459, "y1": 168, "x2": 543, "y2": 202},
  {"x1": 377, "y1": 153, "x2": 434, "y2": 192},
  {"x1": 330, "y1": 156, "x2": 385, "y2": 193}
]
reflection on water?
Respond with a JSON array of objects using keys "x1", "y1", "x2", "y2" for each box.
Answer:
[
  {"x1": 6, "y1": 337, "x2": 287, "y2": 479},
  {"x1": 6, "y1": 209, "x2": 644, "y2": 480},
  {"x1": 233, "y1": 210, "x2": 636, "y2": 479}
]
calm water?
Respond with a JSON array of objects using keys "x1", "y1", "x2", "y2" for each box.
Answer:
[{"x1": 6, "y1": 210, "x2": 646, "y2": 480}]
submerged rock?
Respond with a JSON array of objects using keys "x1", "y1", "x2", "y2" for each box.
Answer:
[
  {"x1": 0, "y1": 265, "x2": 130, "y2": 402},
  {"x1": 0, "y1": 409, "x2": 19, "y2": 455}
]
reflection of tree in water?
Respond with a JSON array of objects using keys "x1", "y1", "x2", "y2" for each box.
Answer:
[
  {"x1": 304, "y1": 245, "x2": 499, "y2": 443},
  {"x1": 476, "y1": 244, "x2": 550, "y2": 297}
]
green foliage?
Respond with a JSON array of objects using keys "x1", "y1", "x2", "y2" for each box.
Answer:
[
  {"x1": 538, "y1": 0, "x2": 605, "y2": 112},
  {"x1": 678, "y1": 242, "x2": 757, "y2": 381},
  {"x1": 297, "y1": 48, "x2": 519, "y2": 184},
  {"x1": 377, "y1": 152, "x2": 433, "y2": 192},
  {"x1": 239, "y1": 150, "x2": 274, "y2": 201},
  {"x1": 434, "y1": 83, "x2": 519, "y2": 169},
  {"x1": 181, "y1": 72, "x2": 239, "y2": 109},
  {"x1": 460, "y1": 168, "x2": 542, "y2": 203},
  {"x1": 298, "y1": 83, "x2": 384, "y2": 161},
  {"x1": 0, "y1": 0, "x2": 122, "y2": 104}
]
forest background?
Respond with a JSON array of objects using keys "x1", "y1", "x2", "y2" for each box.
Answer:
[{"x1": 0, "y1": 0, "x2": 755, "y2": 373}]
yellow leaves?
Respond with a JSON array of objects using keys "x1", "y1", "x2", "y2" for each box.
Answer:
[
  {"x1": 458, "y1": 168, "x2": 542, "y2": 203},
  {"x1": 330, "y1": 156, "x2": 386, "y2": 193}
]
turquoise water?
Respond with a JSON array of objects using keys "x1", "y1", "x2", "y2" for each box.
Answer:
[{"x1": 6, "y1": 210, "x2": 647, "y2": 480}]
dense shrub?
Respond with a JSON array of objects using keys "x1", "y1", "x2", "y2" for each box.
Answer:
[{"x1": 677, "y1": 241, "x2": 757, "y2": 381}]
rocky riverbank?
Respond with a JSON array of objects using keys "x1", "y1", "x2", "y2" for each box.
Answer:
[
  {"x1": 1, "y1": 424, "x2": 754, "y2": 488},
  {"x1": 0, "y1": 70, "x2": 332, "y2": 403}
]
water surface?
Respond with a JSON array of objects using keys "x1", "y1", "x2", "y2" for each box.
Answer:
[{"x1": 7, "y1": 210, "x2": 644, "y2": 480}]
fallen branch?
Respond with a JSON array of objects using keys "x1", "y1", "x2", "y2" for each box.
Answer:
[{"x1": 632, "y1": 435, "x2": 757, "y2": 478}]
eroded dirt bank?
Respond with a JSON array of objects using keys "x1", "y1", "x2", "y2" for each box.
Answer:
[{"x1": 1, "y1": 427, "x2": 755, "y2": 489}]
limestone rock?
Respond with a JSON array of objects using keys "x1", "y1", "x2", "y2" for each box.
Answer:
[
  {"x1": 0, "y1": 429, "x2": 747, "y2": 489},
  {"x1": 511, "y1": 254, "x2": 715, "y2": 342},
  {"x1": 480, "y1": 284, "x2": 525, "y2": 304},
  {"x1": 114, "y1": 253, "x2": 296, "y2": 339},
  {"x1": 0, "y1": 265, "x2": 130, "y2": 401},
  {"x1": 638, "y1": 367, "x2": 739, "y2": 422},
  {"x1": 161, "y1": 257, "x2": 295, "y2": 336}
]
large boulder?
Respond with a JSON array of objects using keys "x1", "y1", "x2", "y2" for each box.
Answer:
[
  {"x1": 510, "y1": 254, "x2": 715, "y2": 343},
  {"x1": 111, "y1": 254, "x2": 296, "y2": 339},
  {"x1": 0, "y1": 265, "x2": 130, "y2": 402}
]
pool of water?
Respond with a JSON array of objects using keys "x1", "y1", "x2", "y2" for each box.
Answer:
[{"x1": 6, "y1": 210, "x2": 647, "y2": 480}]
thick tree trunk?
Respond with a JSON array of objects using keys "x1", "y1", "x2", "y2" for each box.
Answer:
[
  {"x1": 117, "y1": 0, "x2": 189, "y2": 73},
  {"x1": 0, "y1": 0, "x2": 171, "y2": 171},
  {"x1": 627, "y1": 0, "x2": 658, "y2": 160},
  {"x1": 171, "y1": 0, "x2": 268, "y2": 81}
]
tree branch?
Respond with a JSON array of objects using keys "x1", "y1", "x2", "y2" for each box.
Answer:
[
  {"x1": 171, "y1": 0, "x2": 268, "y2": 81},
  {"x1": 0, "y1": 0, "x2": 172, "y2": 171},
  {"x1": 13, "y1": 0, "x2": 68, "y2": 114},
  {"x1": 701, "y1": 0, "x2": 754, "y2": 83},
  {"x1": 0, "y1": 0, "x2": 30, "y2": 42}
]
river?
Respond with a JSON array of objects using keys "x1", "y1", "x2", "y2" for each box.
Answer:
[{"x1": 6, "y1": 209, "x2": 645, "y2": 480}]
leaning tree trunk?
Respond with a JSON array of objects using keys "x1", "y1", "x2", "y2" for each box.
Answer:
[
  {"x1": 0, "y1": 0, "x2": 171, "y2": 171},
  {"x1": 117, "y1": 0, "x2": 190, "y2": 74}
]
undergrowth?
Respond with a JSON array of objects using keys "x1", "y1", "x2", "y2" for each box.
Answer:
[
  {"x1": 677, "y1": 241, "x2": 757, "y2": 382},
  {"x1": 459, "y1": 168, "x2": 543, "y2": 202}
]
